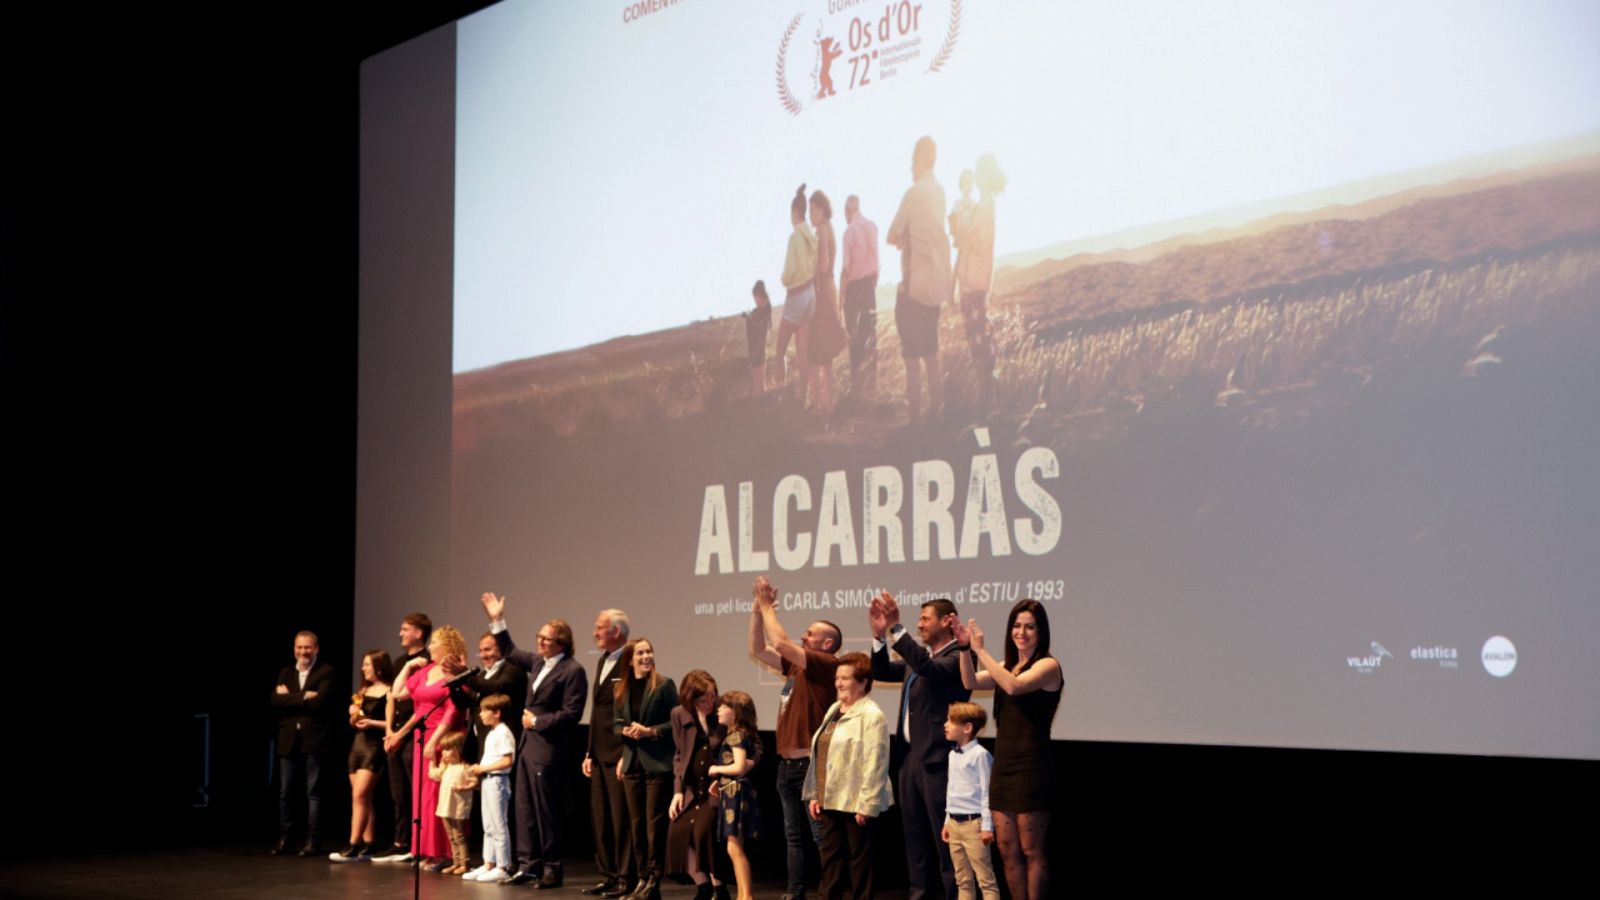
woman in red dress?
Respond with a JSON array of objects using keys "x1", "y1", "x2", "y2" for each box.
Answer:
[{"x1": 387, "y1": 625, "x2": 469, "y2": 871}]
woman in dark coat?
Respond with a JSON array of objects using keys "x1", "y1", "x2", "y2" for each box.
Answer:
[
  {"x1": 613, "y1": 638, "x2": 678, "y2": 900},
  {"x1": 666, "y1": 670, "x2": 740, "y2": 900}
]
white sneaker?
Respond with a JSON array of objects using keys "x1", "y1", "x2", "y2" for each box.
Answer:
[
  {"x1": 372, "y1": 851, "x2": 414, "y2": 864},
  {"x1": 490, "y1": 869, "x2": 513, "y2": 884}
]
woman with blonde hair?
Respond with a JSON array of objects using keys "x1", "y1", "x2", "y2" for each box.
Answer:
[
  {"x1": 775, "y1": 184, "x2": 819, "y2": 403},
  {"x1": 386, "y1": 625, "x2": 469, "y2": 872}
]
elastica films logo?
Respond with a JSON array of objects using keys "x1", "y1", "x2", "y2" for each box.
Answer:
[
  {"x1": 1409, "y1": 644, "x2": 1459, "y2": 669},
  {"x1": 1481, "y1": 635, "x2": 1517, "y2": 677}
]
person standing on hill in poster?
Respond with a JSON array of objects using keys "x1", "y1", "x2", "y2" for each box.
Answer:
[
  {"x1": 776, "y1": 185, "x2": 819, "y2": 406},
  {"x1": 746, "y1": 281, "x2": 773, "y2": 395},
  {"x1": 953, "y1": 155, "x2": 1005, "y2": 412},
  {"x1": 808, "y1": 189, "x2": 848, "y2": 417},
  {"x1": 838, "y1": 194, "x2": 880, "y2": 406},
  {"x1": 888, "y1": 136, "x2": 952, "y2": 424}
]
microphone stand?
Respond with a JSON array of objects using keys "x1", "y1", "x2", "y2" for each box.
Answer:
[{"x1": 407, "y1": 671, "x2": 465, "y2": 900}]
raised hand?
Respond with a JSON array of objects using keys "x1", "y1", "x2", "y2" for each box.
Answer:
[
  {"x1": 953, "y1": 618, "x2": 972, "y2": 647},
  {"x1": 868, "y1": 593, "x2": 889, "y2": 638},
  {"x1": 753, "y1": 576, "x2": 777, "y2": 610},
  {"x1": 481, "y1": 591, "x2": 506, "y2": 622},
  {"x1": 879, "y1": 591, "x2": 902, "y2": 629},
  {"x1": 968, "y1": 621, "x2": 986, "y2": 652}
]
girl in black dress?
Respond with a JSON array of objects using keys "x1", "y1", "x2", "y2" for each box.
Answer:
[
  {"x1": 710, "y1": 691, "x2": 761, "y2": 900},
  {"x1": 333, "y1": 649, "x2": 394, "y2": 862},
  {"x1": 955, "y1": 600, "x2": 1062, "y2": 900}
]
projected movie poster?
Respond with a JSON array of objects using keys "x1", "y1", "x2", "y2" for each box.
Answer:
[{"x1": 449, "y1": 0, "x2": 1600, "y2": 758}]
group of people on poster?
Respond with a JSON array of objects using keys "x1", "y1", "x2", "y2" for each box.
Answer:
[
  {"x1": 272, "y1": 576, "x2": 1060, "y2": 900},
  {"x1": 746, "y1": 135, "x2": 1008, "y2": 421}
]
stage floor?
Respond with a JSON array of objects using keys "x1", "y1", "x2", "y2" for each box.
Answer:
[{"x1": 2, "y1": 845, "x2": 914, "y2": 899}]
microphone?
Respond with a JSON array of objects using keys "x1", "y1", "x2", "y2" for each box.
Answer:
[{"x1": 445, "y1": 667, "x2": 484, "y2": 688}]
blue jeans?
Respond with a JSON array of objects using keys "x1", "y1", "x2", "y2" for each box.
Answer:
[
  {"x1": 480, "y1": 774, "x2": 513, "y2": 869},
  {"x1": 277, "y1": 751, "x2": 324, "y2": 844},
  {"x1": 776, "y1": 756, "x2": 824, "y2": 897}
]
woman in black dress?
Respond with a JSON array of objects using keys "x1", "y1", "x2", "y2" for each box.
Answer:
[
  {"x1": 666, "y1": 670, "x2": 734, "y2": 900},
  {"x1": 332, "y1": 649, "x2": 394, "y2": 862},
  {"x1": 955, "y1": 600, "x2": 1061, "y2": 900}
]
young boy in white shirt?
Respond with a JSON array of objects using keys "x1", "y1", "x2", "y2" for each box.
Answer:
[
  {"x1": 463, "y1": 694, "x2": 516, "y2": 882},
  {"x1": 941, "y1": 702, "x2": 999, "y2": 900}
]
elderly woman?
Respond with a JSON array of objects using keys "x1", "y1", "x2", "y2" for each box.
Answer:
[
  {"x1": 803, "y1": 651, "x2": 892, "y2": 900},
  {"x1": 385, "y1": 625, "x2": 469, "y2": 872},
  {"x1": 956, "y1": 600, "x2": 1062, "y2": 900},
  {"x1": 666, "y1": 670, "x2": 740, "y2": 900},
  {"x1": 613, "y1": 638, "x2": 678, "y2": 900}
]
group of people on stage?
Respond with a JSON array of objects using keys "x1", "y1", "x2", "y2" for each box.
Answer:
[
  {"x1": 746, "y1": 134, "x2": 1008, "y2": 423},
  {"x1": 272, "y1": 575, "x2": 1059, "y2": 900}
]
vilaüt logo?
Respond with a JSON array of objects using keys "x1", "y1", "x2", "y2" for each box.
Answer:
[
  {"x1": 776, "y1": 0, "x2": 961, "y2": 116},
  {"x1": 1346, "y1": 641, "x2": 1393, "y2": 674}
]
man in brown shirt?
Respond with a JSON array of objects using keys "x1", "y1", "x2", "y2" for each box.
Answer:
[{"x1": 748, "y1": 576, "x2": 842, "y2": 900}]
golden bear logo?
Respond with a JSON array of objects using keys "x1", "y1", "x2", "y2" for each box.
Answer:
[{"x1": 816, "y1": 36, "x2": 843, "y2": 99}]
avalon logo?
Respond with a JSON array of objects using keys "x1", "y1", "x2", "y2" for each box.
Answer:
[{"x1": 1481, "y1": 635, "x2": 1517, "y2": 677}]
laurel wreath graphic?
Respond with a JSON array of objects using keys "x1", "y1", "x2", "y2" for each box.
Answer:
[
  {"x1": 927, "y1": 0, "x2": 961, "y2": 73},
  {"x1": 775, "y1": 13, "x2": 804, "y2": 116}
]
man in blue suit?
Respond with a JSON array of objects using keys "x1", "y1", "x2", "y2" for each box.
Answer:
[
  {"x1": 870, "y1": 592, "x2": 970, "y2": 900},
  {"x1": 483, "y1": 592, "x2": 589, "y2": 889}
]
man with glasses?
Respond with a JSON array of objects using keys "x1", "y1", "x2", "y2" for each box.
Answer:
[{"x1": 482, "y1": 592, "x2": 589, "y2": 889}]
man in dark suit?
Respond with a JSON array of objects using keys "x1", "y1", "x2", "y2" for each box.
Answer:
[
  {"x1": 452, "y1": 630, "x2": 531, "y2": 755},
  {"x1": 451, "y1": 629, "x2": 530, "y2": 856},
  {"x1": 270, "y1": 630, "x2": 339, "y2": 856},
  {"x1": 483, "y1": 592, "x2": 589, "y2": 889},
  {"x1": 870, "y1": 593, "x2": 970, "y2": 900},
  {"x1": 580, "y1": 608, "x2": 633, "y2": 897}
]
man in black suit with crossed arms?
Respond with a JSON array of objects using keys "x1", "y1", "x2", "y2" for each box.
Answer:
[
  {"x1": 483, "y1": 592, "x2": 589, "y2": 889},
  {"x1": 870, "y1": 592, "x2": 970, "y2": 900},
  {"x1": 271, "y1": 630, "x2": 338, "y2": 856}
]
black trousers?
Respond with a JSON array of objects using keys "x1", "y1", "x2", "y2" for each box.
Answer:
[
  {"x1": 592, "y1": 756, "x2": 632, "y2": 883},
  {"x1": 385, "y1": 735, "x2": 414, "y2": 850},
  {"x1": 899, "y1": 761, "x2": 955, "y2": 900},
  {"x1": 818, "y1": 810, "x2": 874, "y2": 900},
  {"x1": 512, "y1": 754, "x2": 564, "y2": 875},
  {"x1": 621, "y1": 770, "x2": 672, "y2": 879}
]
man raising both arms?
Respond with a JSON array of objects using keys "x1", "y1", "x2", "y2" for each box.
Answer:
[
  {"x1": 870, "y1": 591, "x2": 970, "y2": 900},
  {"x1": 749, "y1": 576, "x2": 843, "y2": 900}
]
